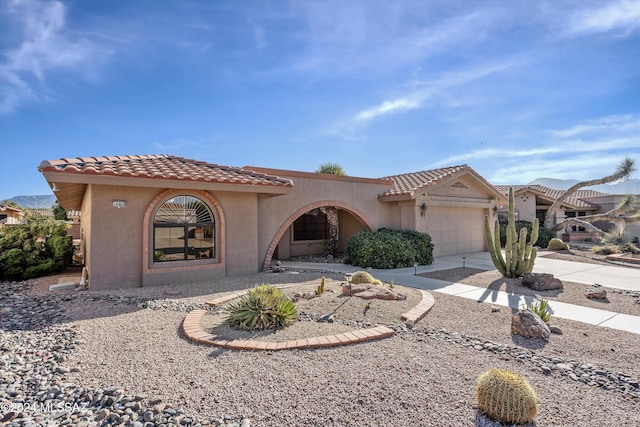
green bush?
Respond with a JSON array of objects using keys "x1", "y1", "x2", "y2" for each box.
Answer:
[
  {"x1": 0, "y1": 212, "x2": 71, "y2": 281},
  {"x1": 500, "y1": 221, "x2": 553, "y2": 248},
  {"x1": 399, "y1": 229, "x2": 435, "y2": 265},
  {"x1": 224, "y1": 284, "x2": 297, "y2": 331},
  {"x1": 345, "y1": 228, "x2": 433, "y2": 269}
]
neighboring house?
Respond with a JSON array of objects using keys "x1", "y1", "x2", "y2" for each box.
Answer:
[
  {"x1": 494, "y1": 185, "x2": 640, "y2": 241},
  {"x1": 0, "y1": 204, "x2": 24, "y2": 225},
  {"x1": 38, "y1": 154, "x2": 506, "y2": 290}
]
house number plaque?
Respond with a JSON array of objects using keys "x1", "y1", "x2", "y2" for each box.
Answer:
[{"x1": 112, "y1": 200, "x2": 127, "y2": 209}]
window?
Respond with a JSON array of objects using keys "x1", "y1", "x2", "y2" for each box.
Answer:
[
  {"x1": 293, "y1": 212, "x2": 328, "y2": 241},
  {"x1": 497, "y1": 210, "x2": 518, "y2": 225},
  {"x1": 153, "y1": 196, "x2": 215, "y2": 262}
]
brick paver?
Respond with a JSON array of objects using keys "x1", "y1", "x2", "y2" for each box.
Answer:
[{"x1": 183, "y1": 288, "x2": 435, "y2": 351}]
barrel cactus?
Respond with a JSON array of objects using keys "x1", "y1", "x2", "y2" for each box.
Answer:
[
  {"x1": 485, "y1": 187, "x2": 538, "y2": 278},
  {"x1": 476, "y1": 368, "x2": 538, "y2": 424},
  {"x1": 350, "y1": 271, "x2": 382, "y2": 285}
]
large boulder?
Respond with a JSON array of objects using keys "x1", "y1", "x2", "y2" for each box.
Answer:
[
  {"x1": 521, "y1": 273, "x2": 563, "y2": 291},
  {"x1": 511, "y1": 309, "x2": 550, "y2": 340}
]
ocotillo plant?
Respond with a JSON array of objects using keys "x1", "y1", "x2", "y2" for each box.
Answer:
[{"x1": 485, "y1": 187, "x2": 539, "y2": 278}]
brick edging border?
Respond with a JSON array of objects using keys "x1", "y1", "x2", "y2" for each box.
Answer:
[{"x1": 182, "y1": 288, "x2": 435, "y2": 351}]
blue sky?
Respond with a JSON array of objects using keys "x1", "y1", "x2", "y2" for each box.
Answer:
[{"x1": 1, "y1": 0, "x2": 640, "y2": 200}]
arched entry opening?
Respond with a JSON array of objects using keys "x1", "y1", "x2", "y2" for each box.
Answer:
[{"x1": 263, "y1": 200, "x2": 374, "y2": 270}]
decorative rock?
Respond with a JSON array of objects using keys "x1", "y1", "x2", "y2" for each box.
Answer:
[
  {"x1": 318, "y1": 314, "x2": 334, "y2": 323},
  {"x1": 511, "y1": 309, "x2": 551, "y2": 340},
  {"x1": 549, "y1": 325, "x2": 563, "y2": 335},
  {"x1": 342, "y1": 283, "x2": 398, "y2": 300},
  {"x1": 491, "y1": 305, "x2": 501, "y2": 313},
  {"x1": 521, "y1": 273, "x2": 563, "y2": 291},
  {"x1": 585, "y1": 287, "x2": 607, "y2": 300}
]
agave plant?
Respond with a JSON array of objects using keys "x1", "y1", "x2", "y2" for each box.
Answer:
[
  {"x1": 527, "y1": 298, "x2": 551, "y2": 323},
  {"x1": 224, "y1": 284, "x2": 297, "y2": 331}
]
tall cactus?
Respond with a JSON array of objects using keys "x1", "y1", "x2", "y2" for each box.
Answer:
[{"x1": 485, "y1": 187, "x2": 538, "y2": 278}]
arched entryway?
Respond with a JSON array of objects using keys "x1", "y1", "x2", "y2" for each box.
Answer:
[{"x1": 262, "y1": 200, "x2": 374, "y2": 270}]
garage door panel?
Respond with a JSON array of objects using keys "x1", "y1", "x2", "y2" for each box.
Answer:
[{"x1": 428, "y1": 208, "x2": 485, "y2": 257}]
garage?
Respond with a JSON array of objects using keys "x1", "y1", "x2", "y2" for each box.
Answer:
[{"x1": 427, "y1": 207, "x2": 487, "y2": 257}]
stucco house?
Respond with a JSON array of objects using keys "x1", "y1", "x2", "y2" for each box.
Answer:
[
  {"x1": 0, "y1": 204, "x2": 24, "y2": 225},
  {"x1": 38, "y1": 154, "x2": 506, "y2": 290},
  {"x1": 494, "y1": 185, "x2": 640, "y2": 242}
]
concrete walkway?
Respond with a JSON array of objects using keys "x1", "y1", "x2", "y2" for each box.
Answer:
[{"x1": 280, "y1": 252, "x2": 640, "y2": 335}]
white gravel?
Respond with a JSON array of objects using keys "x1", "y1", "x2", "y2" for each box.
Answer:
[{"x1": 56, "y1": 269, "x2": 640, "y2": 426}]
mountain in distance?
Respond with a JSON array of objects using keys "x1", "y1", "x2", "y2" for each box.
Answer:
[
  {"x1": 528, "y1": 178, "x2": 640, "y2": 194},
  {"x1": 3, "y1": 194, "x2": 57, "y2": 208}
]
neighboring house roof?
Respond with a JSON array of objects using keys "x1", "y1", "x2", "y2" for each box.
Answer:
[
  {"x1": 39, "y1": 155, "x2": 294, "y2": 211},
  {"x1": 0, "y1": 204, "x2": 23, "y2": 215},
  {"x1": 379, "y1": 164, "x2": 505, "y2": 201},
  {"x1": 494, "y1": 185, "x2": 604, "y2": 210}
]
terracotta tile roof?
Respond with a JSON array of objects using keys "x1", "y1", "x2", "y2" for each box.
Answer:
[
  {"x1": 494, "y1": 185, "x2": 604, "y2": 209},
  {"x1": 38, "y1": 154, "x2": 293, "y2": 188},
  {"x1": 379, "y1": 165, "x2": 470, "y2": 197}
]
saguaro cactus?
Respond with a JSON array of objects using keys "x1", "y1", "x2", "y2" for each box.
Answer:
[{"x1": 485, "y1": 187, "x2": 538, "y2": 278}]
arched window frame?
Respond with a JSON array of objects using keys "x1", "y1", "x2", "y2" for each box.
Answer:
[{"x1": 152, "y1": 195, "x2": 216, "y2": 263}]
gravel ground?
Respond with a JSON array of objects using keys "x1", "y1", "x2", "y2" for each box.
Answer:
[
  {"x1": 1, "y1": 266, "x2": 639, "y2": 426},
  {"x1": 420, "y1": 268, "x2": 640, "y2": 316}
]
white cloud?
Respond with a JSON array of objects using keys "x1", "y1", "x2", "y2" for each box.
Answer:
[
  {"x1": 254, "y1": 25, "x2": 266, "y2": 50},
  {"x1": 550, "y1": 114, "x2": 640, "y2": 138},
  {"x1": 344, "y1": 60, "x2": 518, "y2": 128},
  {"x1": 0, "y1": 0, "x2": 111, "y2": 113},
  {"x1": 567, "y1": 0, "x2": 640, "y2": 37}
]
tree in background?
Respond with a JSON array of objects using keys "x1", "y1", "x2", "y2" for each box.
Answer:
[
  {"x1": 316, "y1": 162, "x2": 346, "y2": 176},
  {"x1": 543, "y1": 157, "x2": 639, "y2": 237},
  {"x1": 315, "y1": 163, "x2": 347, "y2": 256},
  {"x1": 52, "y1": 200, "x2": 68, "y2": 221}
]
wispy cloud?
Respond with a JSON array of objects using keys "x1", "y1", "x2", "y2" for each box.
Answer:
[
  {"x1": 566, "y1": 0, "x2": 640, "y2": 37},
  {"x1": 344, "y1": 60, "x2": 517, "y2": 128},
  {"x1": 0, "y1": 0, "x2": 112, "y2": 113},
  {"x1": 550, "y1": 114, "x2": 640, "y2": 138}
]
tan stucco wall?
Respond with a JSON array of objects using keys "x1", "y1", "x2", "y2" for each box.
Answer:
[
  {"x1": 257, "y1": 175, "x2": 394, "y2": 268},
  {"x1": 84, "y1": 184, "x2": 153, "y2": 289},
  {"x1": 512, "y1": 190, "x2": 538, "y2": 222}
]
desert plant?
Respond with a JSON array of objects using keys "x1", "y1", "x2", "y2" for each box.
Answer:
[
  {"x1": 224, "y1": 284, "x2": 297, "y2": 331},
  {"x1": 350, "y1": 271, "x2": 382, "y2": 285},
  {"x1": 547, "y1": 238, "x2": 569, "y2": 251},
  {"x1": 500, "y1": 221, "x2": 553, "y2": 249},
  {"x1": 600, "y1": 224, "x2": 632, "y2": 246},
  {"x1": 591, "y1": 245, "x2": 620, "y2": 255},
  {"x1": 389, "y1": 279, "x2": 395, "y2": 289},
  {"x1": 485, "y1": 187, "x2": 538, "y2": 278},
  {"x1": 315, "y1": 277, "x2": 326, "y2": 295},
  {"x1": 476, "y1": 368, "x2": 538, "y2": 424},
  {"x1": 527, "y1": 299, "x2": 551, "y2": 323}
]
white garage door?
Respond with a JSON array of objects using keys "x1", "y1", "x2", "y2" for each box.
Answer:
[{"x1": 428, "y1": 207, "x2": 486, "y2": 257}]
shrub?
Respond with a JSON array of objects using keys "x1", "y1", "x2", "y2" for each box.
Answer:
[
  {"x1": 345, "y1": 228, "x2": 433, "y2": 269},
  {"x1": 527, "y1": 299, "x2": 551, "y2": 323},
  {"x1": 500, "y1": 221, "x2": 553, "y2": 248},
  {"x1": 224, "y1": 284, "x2": 297, "y2": 331},
  {"x1": 0, "y1": 212, "x2": 71, "y2": 281},
  {"x1": 601, "y1": 225, "x2": 632, "y2": 246},
  {"x1": 591, "y1": 245, "x2": 620, "y2": 255},
  {"x1": 476, "y1": 368, "x2": 538, "y2": 424},
  {"x1": 400, "y1": 229, "x2": 434, "y2": 265}
]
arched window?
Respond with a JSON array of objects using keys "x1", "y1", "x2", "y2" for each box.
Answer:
[{"x1": 153, "y1": 196, "x2": 215, "y2": 262}]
